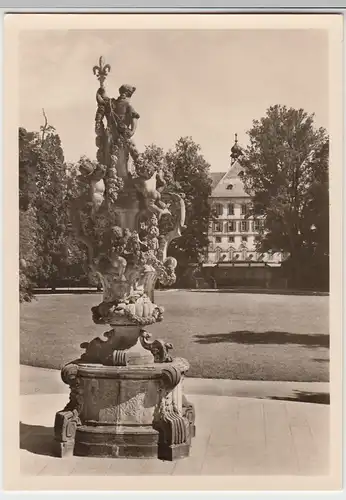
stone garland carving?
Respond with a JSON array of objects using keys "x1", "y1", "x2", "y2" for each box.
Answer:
[
  {"x1": 91, "y1": 295, "x2": 165, "y2": 327},
  {"x1": 74, "y1": 157, "x2": 124, "y2": 219}
]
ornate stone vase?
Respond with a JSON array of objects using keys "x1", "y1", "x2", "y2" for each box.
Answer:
[{"x1": 54, "y1": 56, "x2": 195, "y2": 461}]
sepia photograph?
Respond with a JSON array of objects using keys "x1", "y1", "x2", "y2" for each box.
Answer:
[{"x1": 3, "y1": 13, "x2": 343, "y2": 492}]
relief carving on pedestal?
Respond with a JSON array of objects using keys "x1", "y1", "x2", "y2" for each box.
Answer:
[{"x1": 118, "y1": 391, "x2": 147, "y2": 423}]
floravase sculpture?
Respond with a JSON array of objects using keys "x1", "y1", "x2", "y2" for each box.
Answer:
[{"x1": 53, "y1": 56, "x2": 195, "y2": 461}]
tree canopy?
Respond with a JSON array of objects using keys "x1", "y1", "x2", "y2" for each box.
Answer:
[
  {"x1": 19, "y1": 116, "x2": 89, "y2": 300},
  {"x1": 239, "y1": 105, "x2": 329, "y2": 289},
  {"x1": 165, "y1": 137, "x2": 212, "y2": 268}
]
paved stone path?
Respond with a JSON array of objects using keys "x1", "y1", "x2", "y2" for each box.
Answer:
[{"x1": 20, "y1": 366, "x2": 330, "y2": 477}]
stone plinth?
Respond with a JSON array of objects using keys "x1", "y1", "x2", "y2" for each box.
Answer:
[{"x1": 53, "y1": 358, "x2": 195, "y2": 461}]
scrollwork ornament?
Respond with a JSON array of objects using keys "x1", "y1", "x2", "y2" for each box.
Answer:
[
  {"x1": 139, "y1": 329, "x2": 173, "y2": 363},
  {"x1": 61, "y1": 363, "x2": 84, "y2": 414}
]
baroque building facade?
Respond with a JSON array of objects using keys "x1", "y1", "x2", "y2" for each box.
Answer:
[{"x1": 206, "y1": 136, "x2": 285, "y2": 266}]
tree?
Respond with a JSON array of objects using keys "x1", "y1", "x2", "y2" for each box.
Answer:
[
  {"x1": 239, "y1": 105, "x2": 329, "y2": 289},
  {"x1": 32, "y1": 119, "x2": 70, "y2": 287},
  {"x1": 165, "y1": 137, "x2": 212, "y2": 270},
  {"x1": 19, "y1": 206, "x2": 38, "y2": 301},
  {"x1": 19, "y1": 127, "x2": 39, "y2": 211},
  {"x1": 19, "y1": 127, "x2": 41, "y2": 300},
  {"x1": 19, "y1": 113, "x2": 86, "y2": 294}
]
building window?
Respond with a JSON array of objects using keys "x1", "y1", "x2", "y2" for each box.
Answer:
[
  {"x1": 242, "y1": 236, "x2": 247, "y2": 243},
  {"x1": 227, "y1": 221, "x2": 236, "y2": 232},
  {"x1": 214, "y1": 203, "x2": 223, "y2": 216},
  {"x1": 240, "y1": 221, "x2": 249, "y2": 232},
  {"x1": 228, "y1": 236, "x2": 234, "y2": 243},
  {"x1": 215, "y1": 236, "x2": 222, "y2": 243},
  {"x1": 228, "y1": 203, "x2": 234, "y2": 215},
  {"x1": 213, "y1": 222, "x2": 222, "y2": 232},
  {"x1": 253, "y1": 220, "x2": 260, "y2": 232},
  {"x1": 253, "y1": 219, "x2": 264, "y2": 232},
  {"x1": 241, "y1": 204, "x2": 248, "y2": 215},
  {"x1": 226, "y1": 184, "x2": 233, "y2": 190}
]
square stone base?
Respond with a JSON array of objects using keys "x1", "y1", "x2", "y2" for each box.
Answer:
[
  {"x1": 74, "y1": 425, "x2": 160, "y2": 458},
  {"x1": 54, "y1": 359, "x2": 196, "y2": 461},
  {"x1": 158, "y1": 442, "x2": 191, "y2": 461}
]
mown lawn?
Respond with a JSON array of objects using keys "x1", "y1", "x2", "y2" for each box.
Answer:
[{"x1": 20, "y1": 290, "x2": 329, "y2": 382}]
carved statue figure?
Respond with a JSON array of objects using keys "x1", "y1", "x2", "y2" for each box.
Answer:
[
  {"x1": 157, "y1": 192, "x2": 186, "y2": 262},
  {"x1": 96, "y1": 83, "x2": 139, "y2": 133},
  {"x1": 77, "y1": 161, "x2": 107, "y2": 217},
  {"x1": 133, "y1": 169, "x2": 171, "y2": 220},
  {"x1": 95, "y1": 83, "x2": 140, "y2": 179}
]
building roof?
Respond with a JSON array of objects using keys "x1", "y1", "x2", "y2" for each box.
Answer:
[
  {"x1": 210, "y1": 159, "x2": 249, "y2": 199},
  {"x1": 210, "y1": 172, "x2": 225, "y2": 189}
]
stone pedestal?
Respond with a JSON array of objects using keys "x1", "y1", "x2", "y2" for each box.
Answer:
[{"x1": 54, "y1": 357, "x2": 195, "y2": 460}]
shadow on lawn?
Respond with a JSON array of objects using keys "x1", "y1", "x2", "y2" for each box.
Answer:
[
  {"x1": 20, "y1": 422, "x2": 56, "y2": 457},
  {"x1": 194, "y1": 330, "x2": 329, "y2": 348},
  {"x1": 269, "y1": 391, "x2": 330, "y2": 405}
]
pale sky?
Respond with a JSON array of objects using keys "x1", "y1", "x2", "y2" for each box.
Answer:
[{"x1": 19, "y1": 29, "x2": 328, "y2": 172}]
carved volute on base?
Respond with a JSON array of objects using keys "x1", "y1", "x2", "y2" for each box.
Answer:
[{"x1": 53, "y1": 55, "x2": 195, "y2": 461}]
